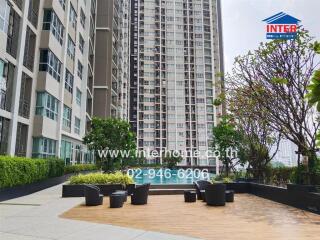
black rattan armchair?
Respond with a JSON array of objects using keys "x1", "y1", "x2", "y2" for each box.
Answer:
[
  {"x1": 131, "y1": 183, "x2": 150, "y2": 205},
  {"x1": 194, "y1": 180, "x2": 212, "y2": 200},
  {"x1": 205, "y1": 183, "x2": 226, "y2": 206},
  {"x1": 84, "y1": 185, "x2": 103, "y2": 206}
]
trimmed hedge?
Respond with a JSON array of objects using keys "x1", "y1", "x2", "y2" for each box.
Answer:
[
  {"x1": 69, "y1": 172, "x2": 134, "y2": 185},
  {"x1": 0, "y1": 156, "x2": 64, "y2": 189},
  {"x1": 64, "y1": 164, "x2": 98, "y2": 174}
]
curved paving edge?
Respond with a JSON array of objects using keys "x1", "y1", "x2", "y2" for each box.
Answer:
[{"x1": 0, "y1": 184, "x2": 199, "y2": 240}]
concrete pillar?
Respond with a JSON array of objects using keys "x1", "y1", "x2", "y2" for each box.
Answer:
[{"x1": 7, "y1": 0, "x2": 30, "y2": 156}]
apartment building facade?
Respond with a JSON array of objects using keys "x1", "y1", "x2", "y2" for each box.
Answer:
[
  {"x1": 0, "y1": 0, "x2": 96, "y2": 164},
  {"x1": 93, "y1": 0, "x2": 130, "y2": 119},
  {"x1": 129, "y1": 0, "x2": 224, "y2": 169}
]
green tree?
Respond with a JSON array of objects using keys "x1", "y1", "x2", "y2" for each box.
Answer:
[
  {"x1": 228, "y1": 29, "x2": 320, "y2": 184},
  {"x1": 212, "y1": 115, "x2": 242, "y2": 176},
  {"x1": 307, "y1": 69, "x2": 320, "y2": 143},
  {"x1": 228, "y1": 85, "x2": 281, "y2": 180},
  {"x1": 83, "y1": 117, "x2": 136, "y2": 171}
]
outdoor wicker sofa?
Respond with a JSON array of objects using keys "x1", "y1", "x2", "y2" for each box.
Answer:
[
  {"x1": 131, "y1": 183, "x2": 151, "y2": 205},
  {"x1": 84, "y1": 185, "x2": 103, "y2": 206}
]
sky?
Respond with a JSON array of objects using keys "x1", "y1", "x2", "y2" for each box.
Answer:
[{"x1": 220, "y1": 0, "x2": 320, "y2": 73}]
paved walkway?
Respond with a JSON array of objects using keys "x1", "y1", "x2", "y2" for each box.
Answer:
[
  {"x1": 62, "y1": 194, "x2": 320, "y2": 240},
  {"x1": 0, "y1": 184, "x2": 198, "y2": 240}
]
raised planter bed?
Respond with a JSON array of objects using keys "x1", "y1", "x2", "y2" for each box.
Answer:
[
  {"x1": 0, "y1": 170, "x2": 99, "y2": 202},
  {"x1": 250, "y1": 183, "x2": 290, "y2": 205},
  {"x1": 62, "y1": 183, "x2": 136, "y2": 197},
  {"x1": 0, "y1": 173, "x2": 74, "y2": 202},
  {"x1": 225, "y1": 182, "x2": 251, "y2": 193},
  {"x1": 251, "y1": 183, "x2": 320, "y2": 214},
  {"x1": 287, "y1": 183, "x2": 317, "y2": 193}
]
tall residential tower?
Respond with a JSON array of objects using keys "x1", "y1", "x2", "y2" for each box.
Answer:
[
  {"x1": 0, "y1": 0, "x2": 97, "y2": 164},
  {"x1": 93, "y1": 0, "x2": 131, "y2": 119},
  {"x1": 129, "y1": 0, "x2": 224, "y2": 169}
]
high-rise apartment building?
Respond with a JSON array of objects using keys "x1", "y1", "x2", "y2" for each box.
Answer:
[
  {"x1": 129, "y1": 0, "x2": 224, "y2": 169},
  {"x1": 93, "y1": 0, "x2": 130, "y2": 119},
  {"x1": 0, "y1": 0, "x2": 97, "y2": 164}
]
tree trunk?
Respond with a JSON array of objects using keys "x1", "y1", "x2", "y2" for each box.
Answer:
[
  {"x1": 307, "y1": 151, "x2": 318, "y2": 185},
  {"x1": 225, "y1": 160, "x2": 229, "y2": 177}
]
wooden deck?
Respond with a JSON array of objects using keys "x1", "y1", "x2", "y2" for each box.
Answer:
[{"x1": 61, "y1": 194, "x2": 320, "y2": 240}]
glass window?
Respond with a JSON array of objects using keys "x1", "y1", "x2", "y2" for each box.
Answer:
[
  {"x1": 42, "y1": 9, "x2": 64, "y2": 45},
  {"x1": 74, "y1": 117, "x2": 80, "y2": 134},
  {"x1": 80, "y1": 8, "x2": 85, "y2": 29},
  {"x1": 39, "y1": 49, "x2": 62, "y2": 81},
  {"x1": 32, "y1": 137, "x2": 57, "y2": 158},
  {"x1": 0, "y1": 0, "x2": 10, "y2": 33},
  {"x1": 69, "y1": 4, "x2": 77, "y2": 29},
  {"x1": 35, "y1": 92, "x2": 59, "y2": 120},
  {"x1": 79, "y1": 33, "x2": 84, "y2": 53},
  {"x1": 67, "y1": 36, "x2": 75, "y2": 60},
  {"x1": 58, "y1": 0, "x2": 66, "y2": 10},
  {"x1": 60, "y1": 140, "x2": 72, "y2": 164},
  {"x1": 65, "y1": 69, "x2": 73, "y2": 93},
  {"x1": 63, "y1": 105, "x2": 71, "y2": 129},
  {"x1": 76, "y1": 88, "x2": 81, "y2": 106},
  {"x1": 77, "y1": 61, "x2": 83, "y2": 80},
  {"x1": 0, "y1": 59, "x2": 4, "y2": 78},
  {"x1": 0, "y1": 116, "x2": 9, "y2": 154}
]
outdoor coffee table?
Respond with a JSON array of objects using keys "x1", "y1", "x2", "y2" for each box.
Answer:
[
  {"x1": 109, "y1": 193, "x2": 124, "y2": 208},
  {"x1": 225, "y1": 190, "x2": 234, "y2": 202},
  {"x1": 200, "y1": 190, "x2": 206, "y2": 202},
  {"x1": 114, "y1": 190, "x2": 128, "y2": 202},
  {"x1": 184, "y1": 190, "x2": 197, "y2": 202}
]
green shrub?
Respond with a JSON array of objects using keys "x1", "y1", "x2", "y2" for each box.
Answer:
[
  {"x1": 47, "y1": 158, "x2": 65, "y2": 177},
  {"x1": 222, "y1": 177, "x2": 233, "y2": 183},
  {"x1": 211, "y1": 175, "x2": 234, "y2": 184},
  {"x1": 0, "y1": 156, "x2": 64, "y2": 189},
  {"x1": 289, "y1": 165, "x2": 304, "y2": 184},
  {"x1": 64, "y1": 164, "x2": 98, "y2": 174},
  {"x1": 264, "y1": 165, "x2": 320, "y2": 185},
  {"x1": 69, "y1": 172, "x2": 134, "y2": 185},
  {"x1": 212, "y1": 175, "x2": 223, "y2": 182},
  {"x1": 265, "y1": 166, "x2": 295, "y2": 185}
]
